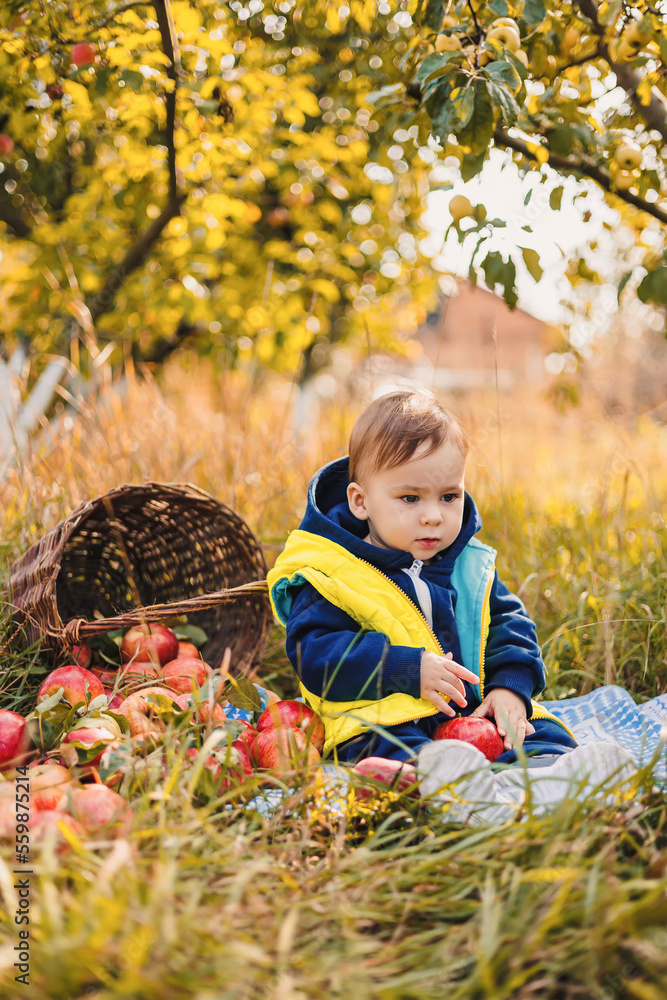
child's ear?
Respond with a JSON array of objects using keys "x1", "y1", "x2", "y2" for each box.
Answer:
[{"x1": 347, "y1": 482, "x2": 369, "y2": 520}]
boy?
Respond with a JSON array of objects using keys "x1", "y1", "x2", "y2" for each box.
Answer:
[{"x1": 267, "y1": 390, "x2": 636, "y2": 819}]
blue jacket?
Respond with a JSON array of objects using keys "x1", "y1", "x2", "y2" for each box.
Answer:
[{"x1": 282, "y1": 456, "x2": 546, "y2": 717}]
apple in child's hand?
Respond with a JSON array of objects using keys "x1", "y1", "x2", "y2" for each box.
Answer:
[
  {"x1": 352, "y1": 757, "x2": 419, "y2": 798},
  {"x1": 255, "y1": 726, "x2": 321, "y2": 775},
  {"x1": 256, "y1": 700, "x2": 325, "y2": 751},
  {"x1": 161, "y1": 657, "x2": 212, "y2": 694},
  {"x1": 68, "y1": 784, "x2": 134, "y2": 837},
  {"x1": 0, "y1": 710, "x2": 35, "y2": 771},
  {"x1": 37, "y1": 665, "x2": 105, "y2": 708},
  {"x1": 433, "y1": 716, "x2": 504, "y2": 762},
  {"x1": 120, "y1": 624, "x2": 179, "y2": 667}
]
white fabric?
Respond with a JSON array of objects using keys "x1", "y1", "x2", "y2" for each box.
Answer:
[{"x1": 417, "y1": 739, "x2": 638, "y2": 825}]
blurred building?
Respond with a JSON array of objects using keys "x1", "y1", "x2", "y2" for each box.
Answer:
[{"x1": 414, "y1": 278, "x2": 549, "y2": 392}]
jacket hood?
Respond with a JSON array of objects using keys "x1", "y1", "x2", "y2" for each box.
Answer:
[{"x1": 298, "y1": 455, "x2": 482, "y2": 573}]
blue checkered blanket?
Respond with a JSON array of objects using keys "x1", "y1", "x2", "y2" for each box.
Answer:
[{"x1": 540, "y1": 684, "x2": 667, "y2": 778}]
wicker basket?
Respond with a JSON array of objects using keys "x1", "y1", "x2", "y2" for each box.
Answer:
[{"x1": 8, "y1": 482, "x2": 271, "y2": 673}]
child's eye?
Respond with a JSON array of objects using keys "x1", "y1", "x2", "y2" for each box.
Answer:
[
  {"x1": 442, "y1": 493, "x2": 458, "y2": 503},
  {"x1": 400, "y1": 495, "x2": 420, "y2": 504}
]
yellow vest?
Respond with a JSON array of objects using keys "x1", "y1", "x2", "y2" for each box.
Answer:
[{"x1": 267, "y1": 529, "x2": 574, "y2": 755}]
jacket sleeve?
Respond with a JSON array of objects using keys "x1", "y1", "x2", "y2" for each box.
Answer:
[
  {"x1": 482, "y1": 573, "x2": 546, "y2": 718},
  {"x1": 285, "y1": 581, "x2": 423, "y2": 702}
]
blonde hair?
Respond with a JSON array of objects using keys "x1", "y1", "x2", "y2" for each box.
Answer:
[{"x1": 348, "y1": 389, "x2": 468, "y2": 485}]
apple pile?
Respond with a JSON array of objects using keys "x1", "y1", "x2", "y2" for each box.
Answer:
[{"x1": 0, "y1": 621, "x2": 327, "y2": 840}]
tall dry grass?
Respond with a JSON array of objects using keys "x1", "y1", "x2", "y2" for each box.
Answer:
[{"x1": 0, "y1": 358, "x2": 666, "y2": 1000}]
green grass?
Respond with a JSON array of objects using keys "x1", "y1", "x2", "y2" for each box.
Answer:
[{"x1": 1, "y1": 368, "x2": 666, "y2": 998}]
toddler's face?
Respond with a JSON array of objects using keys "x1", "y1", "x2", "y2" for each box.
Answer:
[{"x1": 347, "y1": 438, "x2": 466, "y2": 562}]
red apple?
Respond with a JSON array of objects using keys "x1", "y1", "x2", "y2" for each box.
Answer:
[
  {"x1": 59, "y1": 726, "x2": 120, "y2": 771},
  {"x1": 70, "y1": 644, "x2": 93, "y2": 669},
  {"x1": 37, "y1": 665, "x2": 105, "y2": 708},
  {"x1": 92, "y1": 667, "x2": 120, "y2": 686},
  {"x1": 173, "y1": 693, "x2": 226, "y2": 724},
  {"x1": 121, "y1": 624, "x2": 179, "y2": 667},
  {"x1": 28, "y1": 763, "x2": 74, "y2": 812},
  {"x1": 116, "y1": 686, "x2": 178, "y2": 737},
  {"x1": 117, "y1": 662, "x2": 160, "y2": 691},
  {"x1": 178, "y1": 641, "x2": 199, "y2": 658},
  {"x1": 256, "y1": 700, "x2": 325, "y2": 751},
  {"x1": 214, "y1": 739, "x2": 254, "y2": 789},
  {"x1": 161, "y1": 657, "x2": 212, "y2": 694},
  {"x1": 235, "y1": 720, "x2": 258, "y2": 762},
  {"x1": 68, "y1": 784, "x2": 134, "y2": 836},
  {"x1": 255, "y1": 726, "x2": 321, "y2": 775},
  {"x1": 28, "y1": 809, "x2": 86, "y2": 851},
  {"x1": 352, "y1": 757, "x2": 418, "y2": 798},
  {"x1": 433, "y1": 716, "x2": 505, "y2": 762},
  {"x1": 0, "y1": 710, "x2": 35, "y2": 771},
  {"x1": 0, "y1": 135, "x2": 15, "y2": 157},
  {"x1": 71, "y1": 42, "x2": 97, "y2": 67},
  {"x1": 104, "y1": 690, "x2": 124, "y2": 711}
]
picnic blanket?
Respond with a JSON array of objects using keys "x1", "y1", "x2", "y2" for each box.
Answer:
[
  {"x1": 540, "y1": 684, "x2": 667, "y2": 778},
  {"x1": 229, "y1": 684, "x2": 667, "y2": 814}
]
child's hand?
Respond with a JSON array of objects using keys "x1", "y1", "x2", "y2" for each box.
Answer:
[
  {"x1": 420, "y1": 651, "x2": 479, "y2": 717},
  {"x1": 470, "y1": 688, "x2": 535, "y2": 750}
]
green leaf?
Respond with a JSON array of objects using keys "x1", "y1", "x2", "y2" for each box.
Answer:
[
  {"x1": 481, "y1": 251, "x2": 518, "y2": 308},
  {"x1": 547, "y1": 125, "x2": 573, "y2": 157},
  {"x1": 520, "y1": 246, "x2": 543, "y2": 282},
  {"x1": 489, "y1": 0, "x2": 509, "y2": 15},
  {"x1": 617, "y1": 270, "x2": 634, "y2": 304},
  {"x1": 485, "y1": 60, "x2": 522, "y2": 94},
  {"x1": 460, "y1": 149, "x2": 487, "y2": 182},
  {"x1": 422, "y1": 0, "x2": 445, "y2": 30},
  {"x1": 523, "y1": 0, "x2": 546, "y2": 27},
  {"x1": 524, "y1": 189, "x2": 533, "y2": 206},
  {"x1": 450, "y1": 85, "x2": 474, "y2": 127},
  {"x1": 119, "y1": 69, "x2": 145, "y2": 91},
  {"x1": 549, "y1": 186, "x2": 564, "y2": 211},
  {"x1": 94, "y1": 67, "x2": 111, "y2": 97},
  {"x1": 226, "y1": 676, "x2": 263, "y2": 712},
  {"x1": 486, "y1": 80, "x2": 520, "y2": 126},
  {"x1": 637, "y1": 266, "x2": 667, "y2": 307},
  {"x1": 364, "y1": 83, "x2": 403, "y2": 106},
  {"x1": 457, "y1": 82, "x2": 495, "y2": 156},
  {"x1": 416, "y1": 51, "x2": 461, "y2": 89},
  {"x1": 175, "y1": 624, "x2": 209, "y2": 648}
]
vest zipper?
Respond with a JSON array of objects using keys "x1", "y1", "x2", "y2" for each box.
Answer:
[
  {"x1": 402, "y1": 559, "x2": 434, "y2": 629},
  {"x1": 354, "y1": 556, "x2": 445, "y2": 728}
]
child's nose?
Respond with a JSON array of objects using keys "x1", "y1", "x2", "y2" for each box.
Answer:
[{"x1": 421, "y1": 504, "x2": 442, "y2": 524}]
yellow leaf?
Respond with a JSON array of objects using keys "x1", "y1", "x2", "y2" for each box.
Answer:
[
  {"x1": 171, "y1": 1, "x2": 203, "y2": 39},
  {"x1": 310, "y1": 279, "x2": 340, "y2": 303},
  {"x1": 526, "y1": 140, "x2": 549, "y2": 165},
  {"x1": 62, "y1": 80, "x2": 92, "y2": 108},
  {"x1": 284, "y1": 106, "x2": 305, "y2": 126}
]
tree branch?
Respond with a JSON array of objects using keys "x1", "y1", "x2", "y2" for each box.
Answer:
[
  {"x1": 0, "y1": 192, "x2": 32, "y2": 238},
  {"x1": 493, "y1": 127, "x2": 667, "y2": 225},
  {"x1": 86, "y1": 0, "x2": 186, "y2": 323},
  {"x1": 87, "y1": 194, "x2": 186, "y2": 322},
  {"x1": 153, "y1": 0, "x2": 181, "y2": 203},
  {"x1": 577, "y1": 0, "x2": 667, "y2": 144}
]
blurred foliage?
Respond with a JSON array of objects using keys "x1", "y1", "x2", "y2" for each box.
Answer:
[
  {"x1": 0, "y1": 0, "x2": 438, "y2": 378},
  {"x1": 401, "y1": 0, "x2": 667, "y2": 323}
]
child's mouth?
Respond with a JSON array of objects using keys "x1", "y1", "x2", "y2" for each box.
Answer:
[{"x1": 417, "y1": 538, "x2": 439, "y2": 548}]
